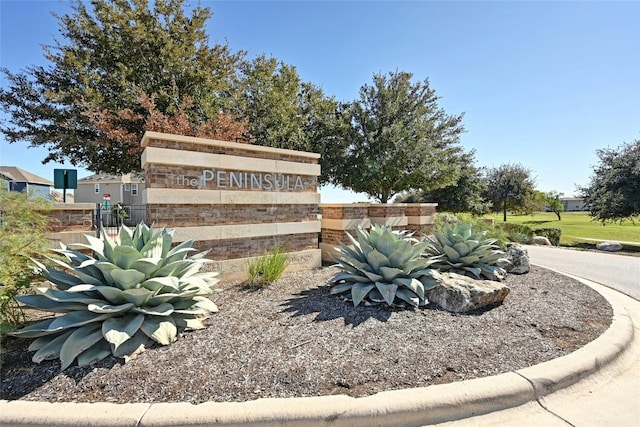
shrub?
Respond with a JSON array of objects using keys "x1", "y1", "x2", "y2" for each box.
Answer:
[
  {"x1": 0, "y1": 184, "x2": 53, "y2": 327},
  {"x1": 424, "y1": 221, "x2": 509, "y2": 281},
  {"x1": 497, "y1": 223, "x2": 534, "y2": 244},
  {"x1": 534, "y1": 227, "x2": 561, "y2": 246},
  {"x1": 10, "y1": 224, "x2": 220, "y2": 370},
  {"x1": 329, "y1": 225, "x2": 442, "y2": 307},
  {"x1": 246, "y1": 245, "x2": 289, "y2": 287}
]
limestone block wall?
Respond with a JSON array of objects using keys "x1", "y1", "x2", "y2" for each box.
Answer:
[
  {"x1": 46, "y1": 203, "x2": 96, "y2": 248},
  {"x1": 141, "y1": 131, "x2": 322, "y2": 279},
  {"x1": 319, "y1": 203, "x2": 437, "y2": 262}
]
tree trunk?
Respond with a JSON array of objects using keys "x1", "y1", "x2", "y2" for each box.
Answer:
[
  {"x1": 555, "y1": 211, "x2": 561, "y2": 221},
  {"x1": 503, "y1": 201, "x2": 507, "y2": 222}
]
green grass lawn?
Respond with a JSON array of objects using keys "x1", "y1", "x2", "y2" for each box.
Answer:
[{"x1": 486, "y1": 211, "x2": 640, "y2": 248}]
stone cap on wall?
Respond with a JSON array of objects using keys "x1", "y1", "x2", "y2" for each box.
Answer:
[
  {"x1": 51, "y1": 203, "x2": 96, "y2": 210},
  {"x1": 141, "y1": 131, "x2": 321, "y2": 160}
]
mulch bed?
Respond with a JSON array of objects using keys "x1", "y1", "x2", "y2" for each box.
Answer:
[{"x1": 0, "y1": 265, "x2": 612, "y2": 404}]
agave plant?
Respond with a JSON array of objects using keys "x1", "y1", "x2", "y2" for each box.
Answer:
[
  {"x1": 329, "y1": 225, "x2": 442, "y2": 307},
  {"x1": 11, "y1": 224, "x2": 220, "y2": 370},
  {"x1": 423, "y1": 221, "x2": 509, "y2": 281}
]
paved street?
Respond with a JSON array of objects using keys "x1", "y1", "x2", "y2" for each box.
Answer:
[{"x1": 525, "y1": 245, "x2": 640, "y2": 300}]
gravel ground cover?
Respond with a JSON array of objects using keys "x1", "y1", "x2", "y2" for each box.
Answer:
[{"x1": 0, "y1": 265, "x2": 612, "y2": 404}]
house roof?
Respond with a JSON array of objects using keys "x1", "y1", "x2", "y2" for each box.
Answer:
[
  {"x1": 0, "y1": 166, "x2": 54, "y2": 185},
  {"x1": 78, "y1": 173, "x2": 145, "y2": 184}
]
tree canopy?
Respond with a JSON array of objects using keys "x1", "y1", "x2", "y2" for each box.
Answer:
[
  {"x1": 337, "y1": 70, "x2": 466, "y2": 203},
  {"x1": 484, "y1": 163, "x2": 536, "y2": 222},
  {"x1": 579, "y1": 139, "x2": 640, "y2": 223},
  {"x1": 0, "y1": 0, "x2": 244, "y2": 174},
  {"x1": 395, "y1": 151, "x2": 490, "y2": 215}
]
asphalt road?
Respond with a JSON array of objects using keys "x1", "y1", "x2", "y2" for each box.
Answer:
[{"x1": 525, "y1": 245, "x2": 640, "y2": 300}]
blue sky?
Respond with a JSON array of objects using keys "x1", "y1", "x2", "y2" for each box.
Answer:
[{"x1": 1, "y1": 0, "x2": 639, "y2": 203}]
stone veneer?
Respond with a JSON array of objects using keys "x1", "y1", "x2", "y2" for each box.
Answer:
[
  {"x1": 141, "y1": 131, "x2": 322, "y2": 279},
  {"x1": 46, "y1": 203, "x2": 97, "y2": 248},
  {"x1": 319, "y1": 203, "x2": 437, "y2": 262}
]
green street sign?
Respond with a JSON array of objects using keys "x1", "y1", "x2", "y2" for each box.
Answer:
[{"x1": 53, "y1": 169, "x2": 78, "y2": 189}]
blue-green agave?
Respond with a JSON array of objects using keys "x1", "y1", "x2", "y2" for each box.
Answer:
[
  {"x1": 424, "y1": 221, "x2": 509, "y2": 281},
  {"x1": 329, "y1": 225, "x2": 442, "y2": 307},
  {"x1": 11, "y1": 224, "x2": 220, "y2": 370}
]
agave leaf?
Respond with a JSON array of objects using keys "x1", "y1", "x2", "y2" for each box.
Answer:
[
  {"x1": 344, "y1": 231, "x2": 364, "y2": 255},
  {"x1": 29, "y1": 335, "x2": 56, "y2": 352},
  {"x1": 87, "y1": 302, "x2": 135, "y2": 314},
  {"x1": 443, "y1": 246, "x2": 461, "y2": 262},
  {"x1": 366, "y1": 249, "x2": 390, "y2": 272},
  {"x1": 387, "y1": 245, "x2": 414, "y2": 269},
  {"x1": 376, "y1": 230, "x2": 397, "y2": 258},
  {"x1": 367, "y1": 289, "x2": 384, "y2": 303},
  {"x1": 173, "y1": 314, "x2": 205, "y2": 331},
  {"x1": 453, "y1": 242, "x2": 470, "y2": 257},
  {"x1": 165, "y1": 240, "x2": 197, "y2": 260},
  {"x1": 354, "y1": 228, "x2": 375, "y2": 257},
  {"x1": 118, "y1": 224, "x2": 134, "y2": 247},
  {"x1": 129, "y1": 258, "x2": 162, "y2": 277},
  {"x1": 90, "y1": 286, "x2": 125, "y2": 304},
  {"x1": 112, "y1": 329, "x2": 152, "y2": 358},
  {"x1": 434, "y1": 231, "x2": 453, "y2": 247},
  {"x1": 102, "y1": 314, "x2": 145, "y2": 350},
  {"x1": 139, "y1": 229, "x2": 167, "y2": 259},
  {"x1": 141, "y1": 276, "x2": 180, "y2": 292},
  {"x1": 10, "y1": 318, "x2": 58, "y2": 338},
  {"x1": 83, "y1": 234, "x2": 106, "y2": 258},
  {"x1": 110, "y1": 269, "x2": 146, "y2": 290},
  {"x1": 77, "y1": 339, "x2": 112, "y2": 367},
  {"x1": 375, "y1": 282, "x2": 398, "y2": 306},
  {"x1": 31, "y1": 259, "x2": 83, "y2": 290},
  {"x1": 34, "y1": 288, "x2": 102, "y2": 305},
  {"x1": 111, "y1": 246, "x2": 143, "y2": 270},
  {"x1": 379, "y1": 266, "x2": 403, "y2": 282},
  {"x1": 329, "y1": 282, "x2": 354, "y2": 295},
  {"x1": 131, "y1": 302, "x2": 174, "y2": 316},
  {"x1": 460, "y1": 255, "x2": 480, "y2": 264},
  {"x1": 191, "y1": 296, "x2": 218, "y2": 313},
  {"x1": 49, "y1": 311, "x2": 114, "y2": 331},
  {"x1": 140, "y1": 315, "x2": 177, "y2": 345},
  {"x1": 393, "y1": 277, "x2": 425, "y2": 300},
  {"x1": 31, "y1": 330, "x2": 75, "y2": 363},
  {"x1": 329, "y1": 272, "x2": 370, "y2": 284},
  {"x1": 463, "y1": 266, "x2": 482, "y2": 278},
  {"x1": 418, "y1": 273, "x2": 443, "y2": 291},
  {"x1": 351, "y1": 282, "x2": 375, "y2": 306},
  {"x1": 362, "y1": 270, "x2": 383, "y2": 283},
  {"x1": 91, "y1": 262, "x2": 119, "y2": 286},
  {"x1": 60, "y1": 323, "x2": 104, "y2": 370},
  {"x1": 337, "y1": 241, "x2": 367, "y2": 264},
  {"x1": 122, "y1": 288, "x2": 154, "y2": 306},
  {"x1": 15, "y1": 295, "x2": 89, "y2": 313},
  {"x1": 395, "y1": 288, "x2": 420, "y2": 307}
]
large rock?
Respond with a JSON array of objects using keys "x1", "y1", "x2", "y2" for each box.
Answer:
[
  {"x1": 596, "y1": 241, "x2": 622, "y2": 252},
  {"x1": 531, "y1": 236, "x2": 552, "y2": 246},
  {"x1": 426, "y1": 273, "x2": 510, "y2": 313},
  {"x1": 502, "y1": 243, "x2": 530, "y2": 274}
]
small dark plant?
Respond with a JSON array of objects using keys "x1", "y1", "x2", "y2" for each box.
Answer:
[
  {"x1": 534, "y1": 228, "x2": 561, "y2": 246},
  {"x1": 246, "y1": 246, "x2": 289, "y2": 287}
]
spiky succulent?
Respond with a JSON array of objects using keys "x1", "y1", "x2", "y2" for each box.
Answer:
[
  {"x1": 329, "y1": 225, "x2": 442, "y2": 307},
  {"x1": 424, "y1": 221, "x2": 509, "y2": 281},
  {"x1": 11, "y1": 224, "x2": 220, "y2": 370}
]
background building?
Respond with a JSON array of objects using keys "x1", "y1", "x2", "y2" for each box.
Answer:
[{"x1": 0, "y1": 166, "x2": 53, "y2": 197}]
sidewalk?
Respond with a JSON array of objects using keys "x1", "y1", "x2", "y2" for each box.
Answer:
[{"x1": 1, "y1": 273, "x2": 638, "y2": 426}]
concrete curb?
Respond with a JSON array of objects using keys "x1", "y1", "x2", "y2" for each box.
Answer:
[{"x1": 1, "y1": 273, "x2": 635, "y2": 427}]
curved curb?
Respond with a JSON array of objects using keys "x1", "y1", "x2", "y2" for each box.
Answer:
[{"x1": 0, "y1": 273, "x2": 635, "y2": 427}]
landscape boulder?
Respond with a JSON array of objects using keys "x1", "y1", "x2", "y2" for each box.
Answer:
[
  {"x1": 596, "y1": 241, "x2": 622, "y2": 252},
  {"x1": 531, "y1": 236, "x2": 552, "y2": 246},
  {"x1": 426, "y1": 272, "x2": 510, "y2": 313},
  {"x1": 500, "y1": 243, "x2": 530, "y2": 274}
]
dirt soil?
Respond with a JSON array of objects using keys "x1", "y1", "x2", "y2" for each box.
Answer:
[{"x1": 0, "y1": 265, "x2": 612, "y2": 404}]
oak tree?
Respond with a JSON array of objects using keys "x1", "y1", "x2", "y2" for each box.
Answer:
[
  {"x1": 579, "y1": 139, "x2": 640, "y2": 223},
  {"x1": 337, "y1": 71, "x2": 466, "y2": 203}
]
